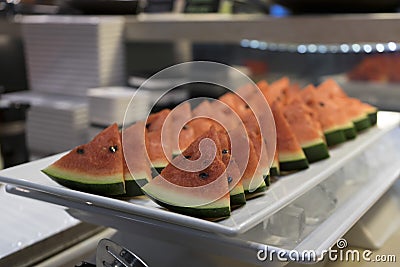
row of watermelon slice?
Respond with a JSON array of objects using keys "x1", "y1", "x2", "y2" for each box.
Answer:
[
  {"x1": 42, "y1": 77, "x2": 377, "y2": 219},
  {"x1": 261, "y1": 77, "x2": 377, "y2": 174}
]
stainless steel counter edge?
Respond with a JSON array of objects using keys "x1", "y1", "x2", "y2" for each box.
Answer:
[{"x1": 3, "y1": 13, "x2": 400, "y2": 45}]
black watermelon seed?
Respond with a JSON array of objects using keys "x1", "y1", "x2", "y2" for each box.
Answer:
[
  {"x1": 184, "y1": 155, "x2": 191, "y2": 159},
  {"x1": 77, "y1": 148, "x2": 84, "y2": 154},
  {"x1": 199, "y1": 172, "x2": 209, "y2": 179},
  {"x1": 145, "y1": 123, "x2": 151, "y2": 129},
  {"x1": 245, "y1": 104, "x2": 250, "y2": 109},
  {"x1": 109, "y1": 145, "x2": 118, "y2": 153},
  {"x1": 319, "y1": 102, "x2": 325, "y2": 107},
  {"x1": 227, "y1": 176, "x2": 233, "y2": 183},
  {"x1": 183, "y1": 125, "x2": 188, "y2": 130},
  {"x1": 222, "y1": 149, "x2": 229, "y2": 154}
]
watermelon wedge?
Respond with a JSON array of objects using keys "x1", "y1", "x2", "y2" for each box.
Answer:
[
  {"x1": 168, "y1": 102, "x2": 195, "y2": 155},
  {"x1": 317, "y1": 79, "x2": 372, "y2": 133},
  {"x1": 248, "y1": 131, "x2": 271, "y2": 186},
  {"x1": 258, "y1": 77, "x2": 289, "y2": 105},
  {"x1": 272, "y1": 102, "x2": 309, "y2": 172},
  {"x1": 189, "y1": 100, "x2": 216, "y2": 138},
  {"x1": 141, "y1": 127, "x2": 231, "y2": 219},
  {"x1": 217, "y1": 130, "x2": 246, "y2": 206},
  {"x1": 42, "y1": 123, "x2": 125, "y2": 195},
  {"x1": 283, "y1": 97, "x2": 329, "y2": 163},
  {"x1": 145, "y1": 109, "x2": 172, "y2": 176},
  {"x1": 229, "y1": 127, "x2": 266, "y2": 198},
  {"x1": 218, "y1": 92, "x2": 248, "y2": 118},
  {"x1": 301, "y1": 85, "x2": 353, "y2": 146},
  {"x1": 121, "y1": 121, "x2": 151, "y2": 197}
]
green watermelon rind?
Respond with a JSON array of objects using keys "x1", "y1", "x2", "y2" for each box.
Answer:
[
  {"x1": 244, "y1": 181, "x2": 267, "y2": 199},
  {"x1": 344, "y1": 127, "x2": 357, "y2": 140},
  {"x1": 302, "y1": 142, "x2": 330, "y2": 163},
  {"x1": 353, "y1": 116, "x2": 371, "y2": 132},
  {"x1": 120, "y1": 170, "x2": 150, "y2": 197},
  {"x1": 153, "y1": 199, "x2": 231, "y2": 219},
  {"x1": 230, "y1": 192, "x2": 246, "y2": 207},
  {"x1": 230, "y1": 183, "x2": 246, "y2": 206},
  {"x1": 43, "y1": 171, "x2": 125, "y2": 196},
  {"x1": 142, "y1": 185, "x2": 231, "y2": 218},
  {"x1": 324, "y1": 129, "x2": 347, "y2": 147},
  {"x1": 368, "y1": 111, "x2": 378, "y2": 125},
  {"x1": 263, "y1": 174, "x2": 270, "y2": 187},
  {"x1": 278, "y1": 149, "x2": 309, "y2": 171},
  {"x1": 269, "y1": 166, "x2": 280, "y2": 177},
  {"x1": 42, "y1": 167, "x2": 125, "y2": 195},
  {"x1": 120, "y1": 179, "x2": 146, "y2": 197},
  {"x1": 279, "y1": 155, "x2": 309, "y2": 172}
]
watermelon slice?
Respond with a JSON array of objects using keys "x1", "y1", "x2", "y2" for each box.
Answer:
[
  {"x1": 217, "y1": 130, "x2": 246, "y2": 206},
  {"x1": 317, "y1": 79, "x2": 372, "y2": 133},
  {"x1": 283, "y1": 97, "x2": 329, "y2": 163},
  {"x1": 188, "y1": 100, "x2": 216, "y2": 138},
  {"x1": 218, "y1": 92, "x2": 248, "y2": 118},
  {"x1": 338, "y1": 97, "x2": 371, "y2": 132},
  {"x1": 141, "y1": 127, "x2": 231, "y2": 219},
  {"x1": 42, "y1": 123, "x2": 125, "y2": 195},
  {"x1": 301, "y1": 85, "x2": 353, "y2": 146},
  {"x1": 145, "y1": 109, "x2": 172, "y2": 176},
  {"x1": 121, "y1": 121, "x2": 151, "y2": 197},
  {"x1": 229, "y1": 127, "x2": 266, "y2": 198},
  {"x1": 272, "y1": 102, "x2": 309, "y2": 172},
  {"x1": 168, "y1": 102, "x2": 195, "y2": 155},
  {"x1": 258, "y1": 77, "x2": 289, "y2": 105},
  {"x1": 248, "y1": 131, "x2": 271, "y2": 186}
]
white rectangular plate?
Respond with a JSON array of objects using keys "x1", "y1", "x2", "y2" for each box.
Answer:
[{"x1": 0, "y1": 112, "x2": 399, "y2": 237}]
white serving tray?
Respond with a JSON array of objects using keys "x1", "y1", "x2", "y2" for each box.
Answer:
[{"x1": 0, "y1": 112, "x2": 399, "y2": 238}]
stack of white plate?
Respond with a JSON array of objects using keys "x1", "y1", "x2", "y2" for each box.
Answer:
[
  {"x1": 87, "y1": 87, "x2": 151, "y2": 139},
  {"x1": 21, "y1": 16, "x2": 125, "y2": 96},
  {"x1": 2, "y1": 91, "x2": 89, "y2": 155}
]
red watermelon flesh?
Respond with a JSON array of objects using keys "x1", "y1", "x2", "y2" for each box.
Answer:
[
  {"x1": 283, "y1": 98, "x2": 330, "y2": 163},
  {"x1": 142, "y1": 126, "x2": 231, "y2": 218},
  {"x1": 168, "y1": 102, "x2": 195, "y2": 154},
  {"x1": 187, "y1": 117, "x2": 213, "y2": 139},
  {"x1": 228, "y1": 127, "x2": 266, "y2": 196},
  {"x1": 283, "y1": 97, "x2": 325, "y2": 146},
  {"x1": 248, "y1": 131, "x2": 270, "y2": 179},
  {"x1": 218, "y1": 92, "x2": 248, "y2": 118},
  {"x1": 216, "y1": 130, "x2": 246, "y2": 206},
  {"x1": 301, "y1": 85, "x2": 352, "y2": 132},
  {"x1": 178, "y1": 124, "x2": 196, "y2": 155},
  {"x1": 317, "y1": 78, "x2": 348, "y2": 99},
  {"x1": 145, "y1": 109, "x2": 173, "y2": 172},
  {"x1": 146, "y1": 109, "x2": 171, "y2": 132},
  {"x1": 272, "y1": 102, "x2": 309, "y2": 172},
  {"x1": 209, "y1": 100, "x2": 243, "y2": 131},
  {"x1": 42, "y1": 123, "x2": 125, "y2": 196},
  {"x1": 189, "y1": 100, "x2": 221, "y2": 137},
  {"x1": 301, "y1": 84, "x2": 354, "y2": 145},
  {"x1": 145, "y1": 130, "x2": 171, "y2": 170},
  {"x1": 260, "y1": 77, "x2": 290, "y2": 105},
  {"x1": 317, "y1": 79, "x2": 372, "y2": 131}
]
